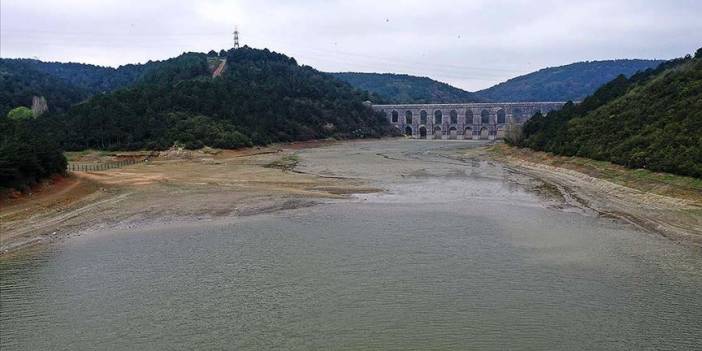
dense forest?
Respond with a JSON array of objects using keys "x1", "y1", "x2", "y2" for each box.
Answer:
[
  {"x1": 0, "y1": 59, "x2": 91, "y2": 116},
  {"x1": 12, "y1": 59, "x2": 146, "y2": 94},
  {"x1": 0, "y1": 111, "x2": 67, "y2": 192},
  {"x1": 45, "y1": 47, "x2": 396, "y2": 151},
  {"x1": 0, "y1": 53, "x2": 221, "y2": 117},
  {"x1": 474, "y1": 59, "x2": 663, "y2": 102},
  {"x1": 330, "y1": 72, "x2": 480, "y2": 104},
  {"x1": 514, "y1": 50, "x2": 702, "y2": 178}
]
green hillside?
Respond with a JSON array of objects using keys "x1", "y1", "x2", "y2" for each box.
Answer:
[
  {"x1": 12, "y1": 59, "x2": 147, "y2": 94},
  {"x1": 43, "y1": 47, "x2": 395, "y2": 151},
  {"x1": 515, "y1": 50, "x2": 702, "y2": 178},
  {"x1": 331, "y1": 72, "x2": 480, "y2": 104},
  {"x1": 0, "y1": 53, "x2": 218, "y2": 117},
  {"x1": 332, "y1": 61, "x2": 663, "y2": 104},
  {"x1": 475, "y1": 59, "x2": 663, "y2": 102},
  {"x1": 0, "y1": 59, "x2": 92, "y2": 116},
  {"x1": 0, "y1": 113, "x2": 66, "y2": 192}
]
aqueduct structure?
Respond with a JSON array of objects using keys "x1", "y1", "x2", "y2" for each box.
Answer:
[{"x1": 373, "y1": 102, "x2": 566, "y2": 140}]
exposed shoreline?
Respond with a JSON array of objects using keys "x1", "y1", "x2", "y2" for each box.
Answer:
[
  {"x1": 0, "y1": 140, "x2": 378, "y2": 256},
  {"x1": 485, "y1": 144, "x2": 702, "y2": 248},
  {"x1": 2, "y1": 140, "x2": 701, "y2": 256}
]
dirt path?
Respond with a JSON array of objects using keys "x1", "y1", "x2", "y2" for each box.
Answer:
[
  {"x1": 212, "y1": 59, "x2": 226, "y2": 78},
  {"x1": 0, "y1": 175, "x2": 107, "y2": 253}
]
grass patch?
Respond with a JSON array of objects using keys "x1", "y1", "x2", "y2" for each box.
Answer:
[{"x1": 265, "y1": 154, "x2": 300, "y2": 172}]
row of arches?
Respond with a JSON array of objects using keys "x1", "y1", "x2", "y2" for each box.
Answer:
[
  {"x1": 390, "y1": 109, "x2": 517, "y2": 125},
  {"x1": 404, "y1": 125, "x2": 495, "y2": 139}
]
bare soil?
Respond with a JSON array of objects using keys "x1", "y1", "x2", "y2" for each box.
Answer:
[
  {"x1": 486, "y1": 144, "x2": 702, "y2": 246},
  {"x1": 4, "y1": 140, "x2": 701, "y2": 255},
  {"x1": 0, "y1": 142, "x2": 377, "y2": 255}
]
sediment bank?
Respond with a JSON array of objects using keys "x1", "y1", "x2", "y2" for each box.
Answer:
[
  {"x1": 3, "y1": 140, "x2": 701, "y2": 255},
  {"x1": 0, "y1": 141, "x2": 376, "y2": 255},
  {"x1": 486, "y1": 144, "x2": 702, "y2": 247}
]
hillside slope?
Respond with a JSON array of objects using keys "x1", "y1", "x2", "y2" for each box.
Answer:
[
  {"x1": 331, "y1": 72, "x2": 481, "y2": 104},
  {"x1": 0, "y1": 59, "x2": 92, "y2": 116},
  {"x1": 15, "y1": 59, "x2": 147, "y2": 94},
  {"x1": 516, "y1": 50, "x2": 702, "y2": 177},
  {"x1": 43, "y1": 47, "x2": 395, "y2": 151},
  {"x1": 475, "y1": 59, "x2": 663, "y2": 102},
  {"x1": 0, "y1": 53, "x2": 222, "y2": 117}
]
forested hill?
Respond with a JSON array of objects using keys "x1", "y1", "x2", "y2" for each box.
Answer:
[
  {"x1": 0, "y1": 53, "x2": 220, "y2": 116},
  {"x1": 330, "y1": 72, "x2": 481, "y2": 104},
  {"x1": 474, "y1": 59, "x2": 663, "y2": 102},
  {"x1": 0, "y1": 58, "x2": 143, "y2": 116},
  {"x1": 45, "y1": 47, "x2": 395, "y2": 151},
  {"x1": 0, "y1": 59, "x2": 90, "y2": 116},
  {"x1": 514, "y1": 49, "x2": 702, "y2": 178},
  {"x1": 10, "y1": 59, "x2": 147, "y2": 93},
  {"x1": 331, "y1": 61, "x2": 663, "y2": 104},
  {"x1": 2, "y1": 56, "x2": 665, "y2": 117}
]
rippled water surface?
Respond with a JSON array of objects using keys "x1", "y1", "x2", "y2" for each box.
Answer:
[{"x1": 2, "y1": 140, "x2": 701, "y2": 350}]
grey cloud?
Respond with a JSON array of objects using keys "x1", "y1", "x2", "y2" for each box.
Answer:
[{"x1": 1, "y1": 0, "x2": 700, "y2": 90}]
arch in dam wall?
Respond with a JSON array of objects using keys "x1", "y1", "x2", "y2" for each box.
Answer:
[
  {"x1": 479, "y1": 127, "x2": 490, "y2": 140},
  {"x1": 391, "y1": 110, "x2": 399, "y2": 123},
  {"x1": 480, "y1": 110, "x2": 490, "y2": 124},
  {"x1": 449, "y1": 126, "x2": 458, "y2": 140},
  {"x1": 434, "y1": 110, "x2": 443, "y2": 125},
  {"x1": 373, "y1": 101, "x2": 566, "y2": 139},
  {"x1": 466, "y1": 110, "x2": 474, "y2": 125},
  {"x1": 497, "y1": 109, "x2": 506, "y2": 124},
  {"x1": 450, "y1": 110, "x2": 458, "y2": 124}
]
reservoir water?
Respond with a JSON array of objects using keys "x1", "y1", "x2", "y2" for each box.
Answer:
[{"x1": 1, "y1": 140, "x2": 701, "y2": 350}]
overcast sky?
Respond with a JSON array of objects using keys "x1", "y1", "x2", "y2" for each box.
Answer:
[{"x1": 1, "y1": 0, "x2": 700, "y2": 90}]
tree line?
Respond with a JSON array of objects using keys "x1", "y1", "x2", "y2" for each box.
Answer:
[
  {"x1": 475, "y1": 59, "x2": 663, "y2": 102},
  {"x1": 331, "y1": 72, "x2": 480, "y2": 104},
  {"x1": 0, "y1": 112, "x2": 66, "y2": 192}
]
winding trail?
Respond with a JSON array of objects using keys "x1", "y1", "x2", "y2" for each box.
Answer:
[{"x1": 212, "y1": 59, "x2": 226, "y2": 78}]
